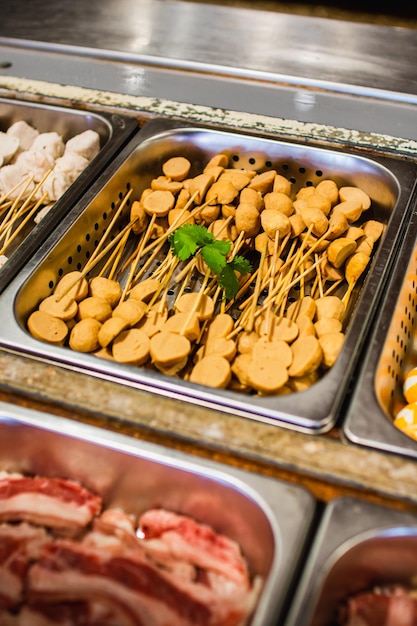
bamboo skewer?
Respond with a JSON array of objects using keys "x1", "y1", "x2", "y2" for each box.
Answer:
[{"x1": 0, "y1": 192, "x2": 48, "y2": 256}]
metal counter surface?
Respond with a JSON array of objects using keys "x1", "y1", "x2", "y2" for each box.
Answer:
[{"x1": 1, "y1": 0, "x2": 417, "y2": 140}]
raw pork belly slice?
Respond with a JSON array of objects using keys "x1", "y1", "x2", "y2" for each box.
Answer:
[
  {"x1": 25, "y1": 508, "x2": 259, "y2": 626},
  {"x1": 26, "y1": 538, "x2": 214, "y2": 626},
  {"x1": 339, "y1": 586, "x2": 417, "y2": 626},
  {"x1": 0, "y1": 522, "x2": 50, "y2": 609},
  {"x1": 0, "y1": 472, "x2": 102, "y2": 531},
  {"x1": 138, "y1": 508, "x2": 251, "y2": 588}
]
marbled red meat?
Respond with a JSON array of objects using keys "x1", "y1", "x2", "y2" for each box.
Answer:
[
  {"x1": 0, "y1": 522, "x2": 50, "y2": 609},
  {"x1": 339, "y1": 586, "x2": 417, "y2": 626},
  {"x1": 0, "y1": 472, "x2": 260, "y2": 626},
  {"x1": 0, "y1": 472, "x2": 102, "y2": 531},
  {"x1": 139, "y1": 508, "x2": 251, "y2": 588},
  {"x1": 25, "y1": 508, "x2": 260, "y2": 626}
]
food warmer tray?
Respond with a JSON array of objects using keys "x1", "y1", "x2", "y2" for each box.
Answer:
[
  {"x1": 0, "y1": 97, "x2": 138, "y2": 291},
  {"x1": 284, "y1": 496, "x2": 417, "y2": 626},
  {"x1": 0, "y1": 118, "x2": 416, "y2": 434},
  {"x1": 343, "y1": 199, "x2": 417, "y2": 458},
  {"x1": 0, "y1": 400, "x2": 316, "y2": 625}
]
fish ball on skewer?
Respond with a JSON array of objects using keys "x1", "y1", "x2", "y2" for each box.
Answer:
[
  {"x1": 306, "y1": 191, "x2": 332, "y2": 216},
  {"x1": 273, "y1": 174, "x2": 292, "y2": 196},
  {"x1": 77, "y1": 296, "x2": 113, "y2": 323},
  {"x1": 89, "y1": 277, "x2": 122, "y2": 308},
  {"x1": 112, "y1": 299, "x2": 147, "y2": 326},
  {"x1": 162, "y1": 311, "x2": 200, "y2": 342},
  {"x1": 289, "y1": 335, "x2": 323, "y2": 377},
  {"x1": 54, "y1": 271, "x2": 89, "y2": 302},
  {"x1": 239, "y1": 187, "x2": 264, "y2": 212},
  {"x1": 6, "y1": 120, "x2": 39, "y2": 151},
  {"x1": 264, "y1": 192, "x2": 294, "y2": 216},
  {"x1": 64, "y1": 129, "x2": 100, "y2": 161},
  {"x1": 248, "y1": 170, "x2": 276, "y2": 194},
  {"x1": 327, "y1": 237, "x2": 357, "y2": 268},
  {"x1": 31, "y1": 131, "x2": 65, "y2": 160},
  {"x1": 112, "y1": 328, "x2": 150, "y2": 365},
  {"x1": 150, "y1": 331, "x2": 191, "y2": 368},
  {"x1": 339, "y1": 186, "x2": 371, "y2": 211},
  {"x1": 129, "y1": 278, "x2": 161, "y2": 303},
  {"x1": 315, "y1": 179, "x2": 339, "y2": 205},
  {"x1": 69, "y1": 318, "x2": 102, "y2": 353},
  {"x1": 143, "y1": 190, "x2": 175, "y2": 217},
  {"x1": 130, "y1": 200, "x2": 149, "y2": 235},
  {"x1": 162, "y1": 156, "x2": 191, "y2": 181},
  {"x1": 98, "y1": 317, "x2": 129, "y2": 348},
  {"x1": 27, "y1": 310, "x2": 68, "y2": 345},
  {"x1": 319, "y1": 331, "x2": 345, "y2": 368},
  {"x1": 39, "y1": 294, "x2": 78, "y2": 321},
  {"x1": 189, "y1": 355, "x2": 232, "y2": 389},
  {"x1": 234, "y1": 203, "x2": 261, "y2": 238},
  {"x1": 315, "y1": 295, "x2": 345, "y2": 321},
  {"x1": 260, "y1": 209, "x2": 291, "y2": 240},
  {"x1": 175, "y1": 292, "x2": 215, "y2": 322}
]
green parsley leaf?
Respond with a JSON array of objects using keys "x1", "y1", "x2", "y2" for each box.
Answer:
[
  {"x1": 219, "y1": 255, "x2": 252, "y2": 300},
  {"x1": 201, "y1": 239, "x2": 230, "y2": 274},
  {"x1": 169, "y1": 224, "x2": 252, "y2": 300},
  {"x1": 168, "y1": 224, "x2": 213, "y2": 261}
]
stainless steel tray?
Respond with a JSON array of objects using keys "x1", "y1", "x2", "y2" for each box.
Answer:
[
  {"x1": 0, "y1": 400, "x2": 316, "y2": 625},
  {"x1": 285, "y1": 496, "x2": 417, "y2": 626},
  {"x1": 343, "y1": 200, "x2": 417, "y2": 458},
  {"x1": 0, "y1": 118, "x2": 416, "y2": 433},
  {"x1": 0, "y1": 96, "x2": 137, "y2": 290}
]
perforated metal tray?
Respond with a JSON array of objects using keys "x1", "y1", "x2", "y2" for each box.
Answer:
[
  {"x1": 285, "y1": 497, "x2": 417, "y2": 626},
  {"x1": 0, "y1": 97, "x2": 137, "y2": 290},
  {"x1": 344, "y1": 201, "x2": 417, "y2": 458},
  {"x1": 0, "y1": 400, "x2": 316, "y2": 625},
  {"x1": 0, "y1": 118, "x2": 416, "y2": 433}
]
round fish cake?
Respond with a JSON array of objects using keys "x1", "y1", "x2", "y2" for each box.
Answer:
[{"x1": 403, "y1": 367, "x2": 417, "y2": 404}]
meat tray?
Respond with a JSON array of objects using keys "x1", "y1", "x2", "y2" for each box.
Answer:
[
  {"x1": 0, "y1": 118, "x2": 416, "y2": 433},
  {"x1": 343, "y1": 198, "x2": 417, "y2": 458},
  {"x1": 0, "y1": 96, "x2": 138, "y2": 290},
  {"x1": 284, "y1": 496, "x2": 417, "y2": 626},
  {"x1": 0, "y1": 400, "x2": 316, "y2": 625}
]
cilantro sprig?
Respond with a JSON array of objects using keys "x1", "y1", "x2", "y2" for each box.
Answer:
[{"x1": 168, "y1": 224, "x2": 251, "y2": 300}]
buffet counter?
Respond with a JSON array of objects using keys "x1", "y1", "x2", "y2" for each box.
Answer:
[
  {"x1": 0, "y1": 0, "x2": 417, "y2": 528},
  {"x1": 1, "y1": 3, "x2": 417, "y2": 624}
]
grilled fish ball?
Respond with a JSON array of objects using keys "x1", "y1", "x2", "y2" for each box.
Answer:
[
  {"x1": 150, "y1": 331, "x2": 191, "y2": 368},
  {"x1": 54, "y1": 271, "x2": 88, "y2": 302},
  {"x1": 112, "y1": 299, "x2": 147, "y2": 326},
  {"x1": 162, "y1": 156, "x2": 191, "y2": 181},
  {"x1": 175, "y1": 292, "x2": 215, "y2": 322},
  {"x1": 112, "y1": 328, "x2": 150, "y2": 365},
  {"x1": 98, "y1": 317, "x2": 129, "y2": 348},
  {"x1": 235, "y1": 203, "x2": 261, "y2": 238},
  {"x1": 143, "y1": 190, "x2": 175, "y2": 217},
  {"x1": 28, "y1": 310, "x2": 68, "y2": 345},
  {"x1": 130, "y1": 200, "x2": 149, "y2": 235},
  {"x1": 189, "y1": 355, "x2": 232, "y2": 389},
  {"x1": 39, "y1": 294, "x2": 77, "y2": 321},
  {"x1": 89, "y1": 277, "x2": 122, "y2": 308},
  {"x1": 69, "y1": 318, "x2": 102, "y2": 353},
  {"x1": 77, "y1": 296, "x2": 112, "y2": 323}
]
